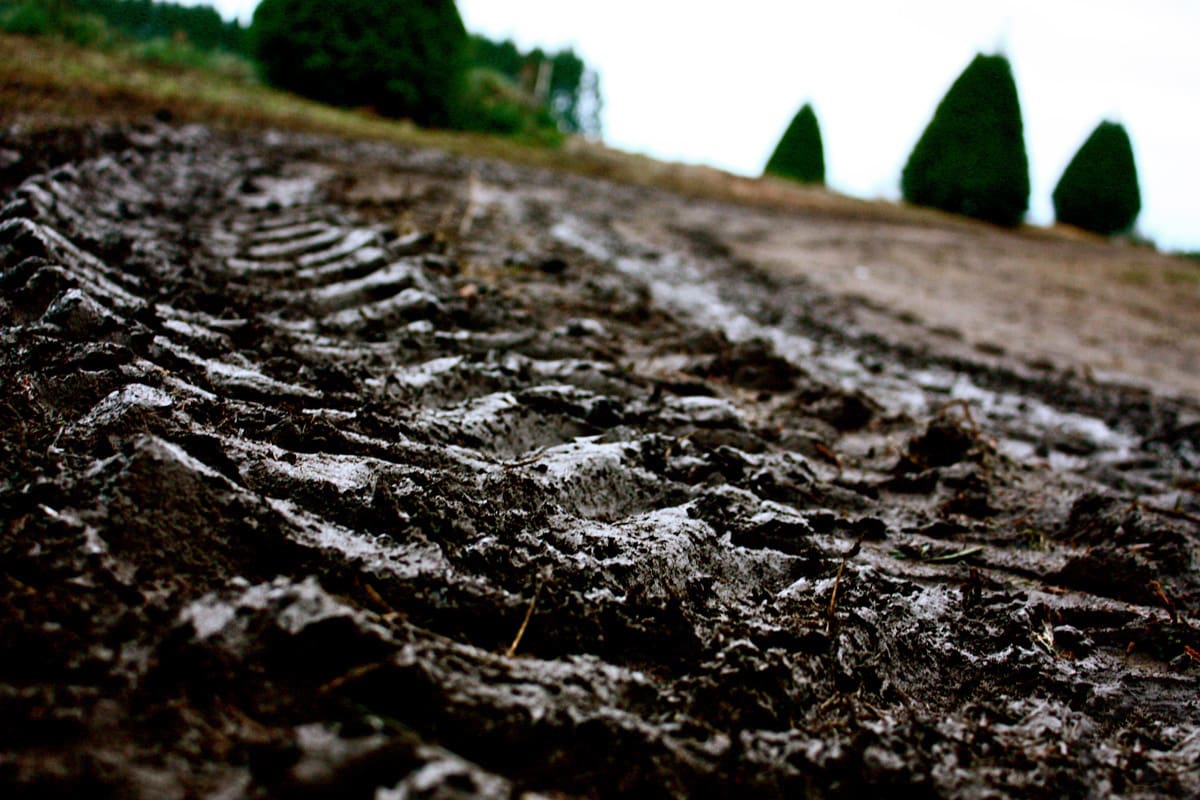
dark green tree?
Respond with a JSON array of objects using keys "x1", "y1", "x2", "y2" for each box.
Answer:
[
  {"x1": 901, "y1": 53, "x2": 1029, "y2": 227},
  {"x1": 1, "y1": 0, "x2": 109, "y2": 44},
  {"x1": 250, "y1": 0, "x2": 466, "y2": 127},
  {"x1": 468, "y1": 35, "x2": 523, "y2": 78},
  {"x1": 764, "y1": 103, "x2": 825, "y2": 184},
  {"x1": 77, "y1": 0, "x2": 246, "y2": 52},
  {"x1": 1052, "y1": 121, "x2": 1141, "y2": 235}
]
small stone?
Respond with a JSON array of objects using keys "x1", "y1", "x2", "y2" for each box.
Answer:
[
  {"x1": 560, "y1": 318, "x2": 606, "y2": 337},
  {"x1": 536, "y1": 256, "x2": 568, "y2": 274}
]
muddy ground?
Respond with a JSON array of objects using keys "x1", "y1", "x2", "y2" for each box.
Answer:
[{"x1": 1, "y1": 122, "x2": 1199, "y2": 799}]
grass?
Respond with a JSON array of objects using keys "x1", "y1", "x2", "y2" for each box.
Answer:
[
  {"x1": 1, "y1": 32, "x2": 423, "y2": 140},
  {"x1": 1119, "y1": 262, "x2": 1200, "y2": 288}
]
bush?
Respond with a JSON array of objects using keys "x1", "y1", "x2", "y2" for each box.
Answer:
[
  {"x1": 133, "y1": 35, "x2": 257, "y2": 82},
  {"x1": 901, "y1": 53, "x2": 1029, "y2": 227},
  {"x1": 455, "y1": 68, "x2": 563, "y2": 146},
  {"x1": 0, "y1": 1, "x2": 55, "y2": 36},
  {"x1": 1052, "y1": 121, "x2": 1141, "y2": 235},
  {"x1": 467, "y1": 35, "x2": 602, "y2": 137},
  {"x1": 764, "y1": 103, "x2": 825, "y2": 185},
  {"x1": 250, "y1": 0, "x2": 467, "y2": 127}
]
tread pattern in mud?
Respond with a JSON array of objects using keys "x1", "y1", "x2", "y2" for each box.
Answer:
[{"x1": 1, "y1": 124, "x2": 1199, "y2": 799}]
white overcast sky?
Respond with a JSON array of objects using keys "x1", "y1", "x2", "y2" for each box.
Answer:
[{"x1": 201, "y1": 1, "x2": 1198, "y2": 250}]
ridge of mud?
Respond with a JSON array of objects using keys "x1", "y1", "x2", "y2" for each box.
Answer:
[{"x1": 2, "y1": 123, "x2": 1198, "y2": 799}]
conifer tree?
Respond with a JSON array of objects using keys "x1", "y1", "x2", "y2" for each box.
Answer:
[
  {"x1": 764, "y1": 103, "x2": 825, "y2": 185},
  {"x1": 250, "y1": 0, "x2": 466, "y2": 127},
  {"x1": 1052, "y1": 121, "x2": 1141, "y2": 235},
  {"x1": 901, "y1": 53, "x2": 1029, "y2": 227}
]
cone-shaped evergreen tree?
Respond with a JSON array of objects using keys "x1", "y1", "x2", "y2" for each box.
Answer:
[
  {"x1": 1052, "y1": 121, "x2": 1141, "y2": 235},
  {"x1": 901, "y1": 53, "x2": 1029, "y2": 227},
  {"x1": 764, "y1": 103, "x2": 825, "y2": 185},
  {"x1": 250, "y1": 0, "x2": 466, "y2": 127}
]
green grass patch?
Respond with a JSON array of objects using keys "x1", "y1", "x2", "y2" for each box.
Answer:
[{"x1": 1120, "y1": 262, "x2": 1200, "y2": 288}]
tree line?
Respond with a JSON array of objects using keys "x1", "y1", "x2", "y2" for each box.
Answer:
[
  {"x1": 249, "y1": 0, "x2": 602, "y2": 140},
  {"x1": 1, "y1": 0, "x2": 602, "y2": 142},
  {"x1": 76, "y1": 0, "x2": 246, "y2": 53},
  {"x1": 765, "y1": 53, "x2": 1142, "y2": 237},
  {"x1": 0, "y1": 0, "x2": 244, "y2": 51},
  {"x1": 5, "y1": 2, "x2": 1136, "y2": 236}
]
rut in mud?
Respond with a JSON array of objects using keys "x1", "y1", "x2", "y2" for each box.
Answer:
[{"x1": 1, "y1": 123, "x2": 1199, "y2": 799}]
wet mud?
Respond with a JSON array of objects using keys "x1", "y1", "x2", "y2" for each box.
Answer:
[{"x1": 2, "y1": 123, "x2": 1199, "y2": 798}]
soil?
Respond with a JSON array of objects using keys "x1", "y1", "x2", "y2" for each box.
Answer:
[{"x1": 2, "y1": 121, "x2": 1199, "y2": 799}]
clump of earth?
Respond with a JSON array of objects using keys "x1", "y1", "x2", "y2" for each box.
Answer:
[{"x1": 1, "y1": 122, "x2": 1198, "y2": 799}]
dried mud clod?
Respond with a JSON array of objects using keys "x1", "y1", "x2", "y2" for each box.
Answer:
[
  {"x1": 1, "y1": 122, "x2": 1199, "y2": 799},
  {"x1": 688, "y1": 336, "x2": 806, "y2": 393}
]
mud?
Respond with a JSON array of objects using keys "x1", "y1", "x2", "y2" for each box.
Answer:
[{"x1": 1, "y1": 122, "x2": 1199, "y2": 799}]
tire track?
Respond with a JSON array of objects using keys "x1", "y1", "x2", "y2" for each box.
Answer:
[{"x1": 1, "y1": 123, "x2": 1198, "y2": 799}]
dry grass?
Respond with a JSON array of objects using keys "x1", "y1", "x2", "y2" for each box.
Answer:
[
  {"x1": 1, "y1": 33, "x2": 436, "y2": 143},
  {"x1": 1121, "y1": 262, "x2": 1200, "y2": 288}
]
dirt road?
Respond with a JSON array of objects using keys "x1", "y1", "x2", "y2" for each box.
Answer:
[{"x1": 2, "y1": 123, "x2": 1198, "y2": 798}]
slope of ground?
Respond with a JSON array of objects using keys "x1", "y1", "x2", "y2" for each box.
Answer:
[
  {"x1": 711, "y1": 210, "x2": 1200, "y2": 399},
  {"x1": 2, "y1": 119, "x2": 1199, "y2": 799}
]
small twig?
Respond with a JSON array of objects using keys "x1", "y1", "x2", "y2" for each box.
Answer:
[
  {"x1": 1140, "y1": 503, "x2": 1200, "y2": 528},
  {"x1": 503, "y1": 447, "x2": 548, "y2": 470},
  {"x1": 815, "y1": 692, "x2": 842, "y2": 716},
  {"x1": 468, "y1": 447, "x2": 548, "y2": 469},
  {"x1": 926, "y1": 545, "x2": 985, "y2": 564},
  {"x1": 46, "y1": 423, "x2": 67, "y2": 456},
  {"x1": 1149, "y1": 579, "x2": 1180, "y2": 624},
  {"x1": 827, "y1": 537, "x2": 864, "y2": 626},
  {"x1": 938, "y1": 398, "x2": 979, "y2": 433},
  {"x1": 361, "y1": 581, "x2": 393, "y2": 614},
  {"x1": 318, "y1": 661, "x2": 388, "y2": 695},
  {"x1": 505, "y1": 575, "x2": 546, "y2": 658},
  {"x1": 814, "y1": 441, "x2": 843, "y2": 475},
  {"x1": 856, "y1": 697, "x2": 889, "y2": 720}
]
